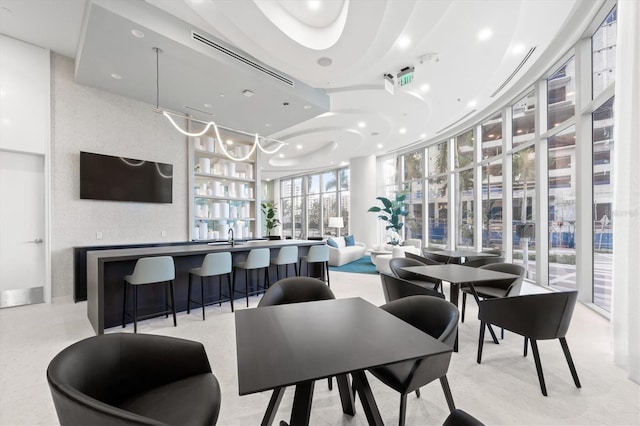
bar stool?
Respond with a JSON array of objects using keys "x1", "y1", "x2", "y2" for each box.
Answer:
[
  {"x1": 122, "y1": 256, "x2": 176, "y2": 333},
  {"x1": 233, "y1": 248, "x2": 270, "y2": 307},
  {"x1": 188, "y1": 252, "x2": 234, "y2": 320},
  {"x1": 270, "y1": 246, "x2": 299, "y2": 281},
  {"x1": 299, "y1": 244, "x2": 330, "y2": 287}
]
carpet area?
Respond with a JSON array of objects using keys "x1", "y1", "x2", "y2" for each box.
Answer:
[{"x1": 329, "y1": 255, "x2": 378, "y2": 274}]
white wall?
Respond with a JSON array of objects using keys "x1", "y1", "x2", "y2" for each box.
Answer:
[
  {"x1": 0, "y1": 35, "x2": 49, "y2": 154},
  {"x1": 50, "y1": 54, "x2": 189, "y2": 298}
]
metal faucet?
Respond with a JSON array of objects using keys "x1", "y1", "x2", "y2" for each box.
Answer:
[{"x1": 228, "y1": 228, "x2": 234, "y2": 246}]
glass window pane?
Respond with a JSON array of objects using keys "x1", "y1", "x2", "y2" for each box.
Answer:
[
  {"x1": 481, "y1": 113, "x2": 502, "y2": 159},
  {"x1": 406, "y1": 181, "x2": 423, "y2": 241},
  {"x1": 293, "y1": 196, "x2": 303, "y2": 238},
  {"x1": 339, "y1": 168, "x2": 349, "y2": 190},
  {"x1": 307, "y1": 195, "x2": 320, "y2": 237},
  {"x1": 512, "y1": 146, "x2": 536, "y2": 279},
  {"x1": 482, "y1": 160, "x2": 503, "y2": 249},
  {"x1": 455, "y1": 130, "x2": 474, "y2": 168},
  {"x1": 548, "y1": 126, "x2": 577, "y2": 291},
  {"x1": 428, "y1": 177, "x2": 448, "y2": 247},
  {"x1": 512, "y1": 91, "x2": 536, "y2": 147},
  {"x1": 428, "y1": 142, "x2": 448, "y2": 176},
  {"x1": 281, "y1": 179, "x2": 292, "y2": 198},
  {"x1": 456, "y1": 169, "x2": 474, "y2": 249},
  {"x1": 322, "y1": 193, "x2": 337, "y2": 236},
  {"x1": 403, "y1": 151, "x2": 424, "y2": 180},
  {"x1": 293, "y1": 178, "x2": 303, "y2": 196},
  {"x1": 340, "y1": 191, "x2": 350, "y2": 235},
  {"x1": 308, "y1": 175, "x2": 320, "y2": 194},
  {"x1": 592, "y1": 97, "x2": 614, "y2": 311},
  {"x1": 547, "y1": 57, "x2": 576, "y2": 129},
  {"x1": 281, "y1": 198, "x2": 292, "y2": 238},
  {"x1": 382, "y1": 157, "x2": 398, "y2": 185},
  {"x1": 592, "y1": 6, "x2": 617, "y2": 99},
  {"x1": 322, "y1": 171, "x2": 337, "y2": 192}
]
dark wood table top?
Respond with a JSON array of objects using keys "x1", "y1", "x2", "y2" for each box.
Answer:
[
  {"x1": 402, "y1": 264, "x2": 518, "y2": 284},
  {"x1": 235, "y1": 297, "x2": 452, "y2": 395}
]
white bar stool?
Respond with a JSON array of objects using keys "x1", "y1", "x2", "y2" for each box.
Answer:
[
  {"x1": 270, "y1": 246, "x2": 299, "y2": 281},
  {"x1": 188, "y1": 252, "x2": 234, "y2": 319},
  {"x1": 122, "y1": 256, "x2": 176, "y2": 333},
  {"x1": 299, "y1": 244, "x2": 330, "y2": 287},
  {"x1": 233, "y1": 248, "x2": 270, "y2": 307}
]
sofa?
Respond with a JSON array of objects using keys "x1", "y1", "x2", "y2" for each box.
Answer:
[
  {"x1": 327, "y1": 236, "x2": 367, "y2": 266},
  {"x1": 374, "y1": 239, "x2": 423, "y2": 274}
]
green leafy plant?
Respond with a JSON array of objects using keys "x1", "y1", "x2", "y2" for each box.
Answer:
[
  {"x1": 261, "y1": 202, "x2": 281, "y2": 236},
  {"x1": 368, "y1": 193, "x2": 408, "y2": 245}
]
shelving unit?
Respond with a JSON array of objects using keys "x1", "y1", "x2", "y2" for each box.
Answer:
[{"x1": 188, "y1": 128, "x2": 260, "y2": 241}]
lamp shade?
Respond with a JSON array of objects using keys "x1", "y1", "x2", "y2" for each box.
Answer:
[{"x1": 328, "y1": 217, "x2": 344, "y2": 228}]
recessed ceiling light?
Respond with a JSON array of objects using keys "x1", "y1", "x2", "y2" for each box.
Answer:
[
  {"x1": 296, "y1": 144, "x2": 302, "y2": 150},
  {"x1": 226, "y1": 139, "x2": 234, "y2": 145},
  {"x1": 304, "y1": 105, "x2": 311, "y2": 109},
  {"x1": 341, "y1": 161, "x2": 349, "y2": 166},
  {"x1": 242, "y1": 89, "x2": 254, "y2": 98},
  {"x1": 111, "y1": 73, "x2": 122, "y2": 80},
  {"x1": 398, "y1": 36, "x2": 411, "y2": 49},
  {"x1": 467, "y1": 100, "x2": 477, "y2": 108},
  {"x1": 478, "y1": 28, "x2": 492, "y2": 41},
  {"x1": 420, "y1": 133, "x2": 426, "y2": 139},
  {"x1": 204, "y1": 103, "x2": 212, "y2": 108},
  {"x1": 511, "y1": 43, "x2": 525, "y2": 54},
  {"x1": 265, "y1": 123, "x2": 271, "y2": 127},
  {"x1": 358, "y1": 121, "x2": 366, "y2": 128},
  {"x1": 219, "y1": 94, "x2": 225, "y2": 97},
  {"x1": 420, "y1": 84, "x2": 430, "y2": 92},
  {"x1": 131, "y1": 29, "x2": 144, "y2": 38},
  {"x1": 308, "y1": 0, "x2": 321, "y2": 10},
  {"x1": 317, "y1": 57, "x2": 332, "y2": 67},
  {"x1": 279, "y1": 153, "x2": 284, "y2": 158},
  {"x1": 399, "y1": 128, "x2": 407, "y2": 134},
  {"x1": 377, "y1": 144, "x2": 383, "y2": 149}
]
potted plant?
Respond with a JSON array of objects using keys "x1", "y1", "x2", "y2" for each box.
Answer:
[
  {"x1": 367, "y1": 193, "x2": 408, "y2": 246},
  {"x1": 261, "y1": 202, "x2": 281, "y2": 240}
]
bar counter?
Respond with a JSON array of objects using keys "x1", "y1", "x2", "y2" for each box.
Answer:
[{"x1": 86, "y1": 239, "x2": 324, "y2": 334}]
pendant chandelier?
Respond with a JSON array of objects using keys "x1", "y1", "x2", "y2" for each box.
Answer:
[{"x1": 152, "y1": 47, "x2": 286, "y2": 161}]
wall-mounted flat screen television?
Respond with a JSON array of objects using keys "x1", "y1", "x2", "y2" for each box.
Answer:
[{"x1": 80, "y1": 151, "x2": 173, "y2": 203}]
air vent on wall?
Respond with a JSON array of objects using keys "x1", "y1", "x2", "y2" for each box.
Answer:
[
  {"x1": 192, "y1": 31, "x2": 295, "y2": 87},
  {"x1": 436, "y1": 110, "x2": 477, "y2": 134},
  {"x1": 490, "y1": 47, "x2": 537, "y2": 98}
]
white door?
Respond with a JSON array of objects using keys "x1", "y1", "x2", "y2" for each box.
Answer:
[{"x1": 0, "y1": 151, "x2": 45, "y2": 307}]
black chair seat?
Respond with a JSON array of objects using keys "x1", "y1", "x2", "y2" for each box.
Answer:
[
  {"x1": 443, "y1": 409, "x2": 485, "y2": 426},
  {"x1": 119, "y1": 374, "x2": 221, "y2": 425}
]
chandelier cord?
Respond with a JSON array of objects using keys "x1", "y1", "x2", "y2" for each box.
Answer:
[{"x1": 154, "y1": 47, "x2": 161, "y2": 110}]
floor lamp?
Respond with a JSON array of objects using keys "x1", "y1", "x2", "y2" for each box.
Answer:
[{"x1": 328, "y1": 217, "x2": 344, "y2": 237}]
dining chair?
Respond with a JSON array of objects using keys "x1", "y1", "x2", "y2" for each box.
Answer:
[
  {"x1": 443, "y1": 409, "x2": 485, "y2": 425},
  {"x1": 368, "y1": 295, "x2": 459, "y2": 426},
  {"x1": 257, "y1": 277, "x2": 340, "y2": 424},
  {"x1": 405, "y1": 251, "x2": 443, "y2": 266},
  {"x1": 462, "y1": 257, "x2": 505, "y2": 268},
  {"x1": 122, "y1": 256, "x2": 176, "y2": 333},
  {"x1": 188, "y1": 251, "x2": 234, "y2": 319},
  {"x1": 421, "y1": 248, "x2": 450, "y2": 264},
  {"x1": 47, "y1": 333, "x2": 221, "y2": 426},
  {"x1": 389, "y1": 257, "x2": 443, "y2": 293},
  {"x1": 379, "y1": 273, "x2": 445, "y2": 303},
  {"x1": 477, "y1": 291, "x2": 581, "y2": 396}
]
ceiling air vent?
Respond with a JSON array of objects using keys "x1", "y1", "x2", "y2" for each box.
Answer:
[
  {"x1": 436, "y1": 110, "x2": 477, "y2": 134},
  {"x1": 490, "y1": 47, "x2": 537, "y2": 98},
  {"x1": 192, "y1": 31, "x2": 295, "y2": 87}
]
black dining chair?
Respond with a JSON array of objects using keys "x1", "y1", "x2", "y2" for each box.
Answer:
[
  {"x1": 443, "y1": 409, "x2": 485, "y2": 426},
  {"x1": 389, "y1": 257, "x2": 443, "y2": 293},
  {"x1": 462, "y1": 256, "x2": 505, "y2": 268},
  {"x1": 368, "y1": 295, "x2": 459, "y2": 426},
  {"x1": 405, "y1": 251, "x2": 444, "y2": 266},
  {"x1": 380, "y1": 272, "x2": 445, "y2": 303},
  {"x1": 257, "y1": 277, "x2": 344, "y2": 424},
  {"x1": 422, "y1": 248, "x2": 451, "y2": 264},
  {"x1": 47, "y1": 333, "x2": 221, "y2": 426},
  {"x1": 477, "y1": 290, "x2": 581, "y2": 396}
]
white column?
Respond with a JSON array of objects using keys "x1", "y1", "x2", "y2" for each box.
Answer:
[{"x1": 350, "y1": 155, "x2": 377, "y2": 250}]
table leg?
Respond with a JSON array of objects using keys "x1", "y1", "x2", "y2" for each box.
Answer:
[
  {"x1": 261, "y1": 387, "x2": 286, "y2": 426},
  {"x1": 289, "y1": 381, "x2": 314, "y2": 426},
  {"x1": 450, "y1": 282, "x2": 460, "y2": 352},
  {"x1": 336, "y1": 374, "x2": 356, "y2": 415},
  {"x1": 352, "y1": 371, "x2": 384, "y2": 426}
]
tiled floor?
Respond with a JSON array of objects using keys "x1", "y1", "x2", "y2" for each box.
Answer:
[{"x1": 1, "y1": 271, "x2": 638, "y2": 425}]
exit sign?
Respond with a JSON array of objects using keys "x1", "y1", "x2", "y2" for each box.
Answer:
[{"x1": 398, "y1": 66, "x2": 415, "y2": 86}]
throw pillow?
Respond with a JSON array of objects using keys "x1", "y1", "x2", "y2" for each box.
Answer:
[
  {"x1": 344, "y1": 235, "x2": 355, "y2": 246},
  {"x1": 327, "y1": 238, "x2": 339, "y2": 248}
]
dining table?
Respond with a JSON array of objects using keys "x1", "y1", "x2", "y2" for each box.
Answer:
[
  {"x1": 423, "y1": 249, "x2": 498, "y2": 264},
  {"x1": 235, "y1": 297, "x2": 452, "y2": 426}
]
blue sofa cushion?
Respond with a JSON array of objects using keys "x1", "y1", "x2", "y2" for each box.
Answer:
[
  {"x1": 344, "y1": 235, "x2": 355, "y2": 246},
  {"x1": 327, "y1": 238, "x2": 339, "y2": 248}
]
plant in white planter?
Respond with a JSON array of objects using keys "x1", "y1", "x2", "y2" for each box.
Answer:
[
  {"x1": 367, "y1": 193, "x2": 408, "y2": 246},
  {"x1": 261, "y1": 202, "x2": 281, "y2": 239}
]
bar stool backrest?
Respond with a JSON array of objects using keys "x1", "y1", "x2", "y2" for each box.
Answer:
[
  {"x1": 305, "y1": 245, "x2": 329, "y2": 263},
  {"x1": 245, "y1": 248, "x2": 270, "y2": 269},
  {"x1": 274, "y1": 246, "x2": 298, "y2": 264},
  {"x1": 127, "y1": 256, "x2": 175, "y2": 285},
  {"x1": 200, "y1": 252, "x2": 232, "y2": 276}
]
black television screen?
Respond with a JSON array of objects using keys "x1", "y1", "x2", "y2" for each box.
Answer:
[{"x1": 80, "y1": 151, "x2": 173, "y2": 203}]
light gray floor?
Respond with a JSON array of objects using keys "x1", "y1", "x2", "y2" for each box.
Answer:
[{"x1": 1, "y1": 271, "x2": 638, "y2": 425}]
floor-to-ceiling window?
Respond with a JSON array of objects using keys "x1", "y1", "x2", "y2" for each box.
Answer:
[
  {"x1": 481, "y1": 114, "x2": 504, "y2": 250},
  {"x1": 402, "y1": 151, "x2": 424, "y2": 240},
  {"x1": 427, "y1": 142, "x2": 448, "y2": 247},
  {"x1": 455, "y1": 130, "x2": 474, "y2": 249}
]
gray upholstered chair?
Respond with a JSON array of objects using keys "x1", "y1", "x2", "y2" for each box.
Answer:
[
  {"x1": 47, "y1": 333, "x2": 221, "y2": 425},
  {"x1": 188, "y1": 252, "x2": 234, "y2": 319},
  {"x1": 234, "y1": 248, "x2": 270, "y2": 307},
  {"x1": 270, "y1": 245, "x2": 299, "y2": 280},
  {"x1": 299, "y1": 244, "x2": 331, "y2": 287}
]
